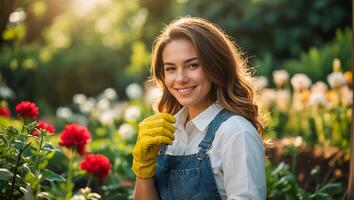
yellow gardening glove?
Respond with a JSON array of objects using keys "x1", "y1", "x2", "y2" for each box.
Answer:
[{"x1": 132, "y1": 113, "x2": 176, "y2": 178}]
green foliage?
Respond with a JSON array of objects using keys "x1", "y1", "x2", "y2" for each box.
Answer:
[
  {"x1": 266, "y1": 161, "x2": 343, "y2": 199},
  {"x1": 283, "y1": 28, "x2": 351, "y2": 82},
  {"x1": 182, "y1": 0, "x2": 350, "y2": 60},
  {"x1": 0, "y1": 119, "x2": 63, "y2": 199}
]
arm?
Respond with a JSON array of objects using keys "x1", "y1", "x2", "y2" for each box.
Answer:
[
  {"x1": 222, "y1": 130, "x2": 266, "y2": 200},
  {"x1": 131, "y1": 113, "x2": 176, "y2": 200},
  {"x1": 133, "y1": 177, "x2": 160, "y2": 200}
]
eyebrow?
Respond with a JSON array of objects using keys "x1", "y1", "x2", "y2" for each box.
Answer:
[{"x1": 163, "y1": 57, "x2": 199, "y2": 66}]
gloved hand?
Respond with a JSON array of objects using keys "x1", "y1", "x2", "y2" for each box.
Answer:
[{"x1": 132, "y1": 113, "x2": 176, "y2": 178}]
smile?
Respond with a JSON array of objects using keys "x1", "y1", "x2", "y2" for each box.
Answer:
[{"x1": 175, "y1": 86, "x2": 196, "y2": 95}]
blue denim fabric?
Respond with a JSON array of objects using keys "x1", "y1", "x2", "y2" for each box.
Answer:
[{"x1": 154, "y1": 109, "x2": 233, "y2": 200}]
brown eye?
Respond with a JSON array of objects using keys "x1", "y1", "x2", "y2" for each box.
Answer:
[
  {"x1": 188, "y1": 63, "x2": 199, "y2": 68},
  {"x1": 165, "y1": 66, "x2": 176, "y2": 72}
]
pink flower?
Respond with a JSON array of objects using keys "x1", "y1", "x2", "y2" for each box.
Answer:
[
  {"x1": 80, "y1": 154, "x2": 112, "y2": 179},
  {"x1": 32, "y1": 121, "x2": 56, "y2": 136},
  {"x1": 0, "y1": 106, "x2": 11, "y2": 118},
  {"x1": 59, "y1": 123, "x2": 91, "y2": 155},
  {"x1": 15, "y1": 101, "x2": 39, "y2": 119}
]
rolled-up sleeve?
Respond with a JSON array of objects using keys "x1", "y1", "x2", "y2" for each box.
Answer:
[{"x1": 222, "y1": 130, "x2": 266, "y2": 200}]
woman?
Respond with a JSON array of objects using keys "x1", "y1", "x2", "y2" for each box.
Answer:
[{"x1": 132, "y1": 17, "x2": 266, "y2": 200}]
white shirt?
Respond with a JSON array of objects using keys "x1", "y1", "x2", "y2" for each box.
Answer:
[{"x1": 165, "y1": 103, "x2": 266, "y2": 200}]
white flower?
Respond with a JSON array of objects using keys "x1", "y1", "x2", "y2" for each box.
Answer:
[
  {"x1": 0, "y1": 85, "x2": 15, "y2": 99},
  {"x1": 275, "y1": 89, "x2": 290, "y2": 112},
  {"x1": 294, "y1": 136, "x2": 303, "y2": 147},
  {"x1": 124, "y1": 106, "x2": 141, "y2": 121},
  {"x1": 340, "y1": 86, "x2": 353, "y2": 106},
  {"x1": 118, "y1": 123, "x2": 135, "y2": 139},
  {"x1": 97, "y1": 98, "x2": 110, "y2": 111},
  {"x1": 144, "y1": 86, "x2": 162, "y2": 105},
  {"x1": 327, "y1": 72, "x2": 346, "y2": 89},
  {"x1": 56, "y1": 107, "x2": 73, "y2": 119},
  {"x1": 103, "y1": 88, "x2": 117, "y2": 101},
  {"x1": 80, "y1": 97, "x2": 95, "y2": 113},
  {"x1": 311, "y1": 81, "x2": 328, "y2": 93},
  {"x1": 308, "y1": 91, "x2": 328, "y2": 107},
  {"x1": 9, "y1": 9, "x2": 27, "y2": 23},
  {"x1": 290, "y1": 73, "x2": 312, "y2": 91},
  {"x1": 98, "y1": 110, "x2": 116, "y2": 125},
  {"x1": 73, "y1": 94, "x2": 87, "y2": 105},
  {"x1": 71, "y1": 195, "x2": 85, "y2": 200},
  {"x1": 273, "y1": 70, "x2": 289, "y2": 87},
  {"x1": 259, "y1": 89, "x2": 276, "y2": 110},
  {"x1": 253, "y1": 76, "x2": 268, "y2": 90},
  {"x1": 126, "y1": 83, "x2": 143, "y2": 100}
]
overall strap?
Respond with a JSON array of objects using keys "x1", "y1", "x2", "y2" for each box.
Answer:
[{"x1": 196, "y1": 109, "x2": 233, "y2": 160}]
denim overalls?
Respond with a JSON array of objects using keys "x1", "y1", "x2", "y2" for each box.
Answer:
[{"x1": 154, "y1": 109, "x2": 233, "y2": 200}]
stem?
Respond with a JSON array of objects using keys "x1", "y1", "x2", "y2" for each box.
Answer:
[
  {"x1": 10, "y1": 144, "x2": 24, "y2": 199},
  {"x1": 33, "y1": 134, "x2": 45, "y2": 193},
  {"x1": 65, "y1": 149, "x2": 76, "y2": 200},
  {"x1": 10, "y1": 123, "x2": 29, "y2": 199},
  {"x1": 291, "y1": 151, "x2": 298, "y2": 174},
  {"x1": 86, "y1": 174, "x2": 93, "y2": 188},
  {"x1": 34, "y1": 134, "x2": 44, "y2": 170},
  {"x1": 313, "y1": 108, "x2": 325, "y2": 145}
]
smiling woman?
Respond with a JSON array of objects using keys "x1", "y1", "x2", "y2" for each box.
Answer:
[
  {"x1": 163, "y1": 39, "x2": 213, "y2": 119},
  {"x1": 132, "y1": 16, "x2": 266, "y2": 200}
]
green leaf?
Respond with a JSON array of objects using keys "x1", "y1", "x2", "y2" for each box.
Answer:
[
  {"x1": 42, "y1": 142, "x2": 60, "y2": 152},
  {"x1": 12, "y1": 140, "x2": 24, "y2": 151},
  {"x1": 25, "y1": 171, "x2": 37, "y2": 185},
  {"x1": 43, "y1": 169, "x2": 65, "y2": 182},
  {"x1": 0, "y1": 168, "x2": 13, "y2": 180},
  {"x1": 36, "y1": 192, "x2": 51, "y2": 200}
]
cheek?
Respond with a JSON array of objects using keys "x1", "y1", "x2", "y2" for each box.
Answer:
[{"x1": 164, "y1": 75, "x2": 174, "y2": 89}]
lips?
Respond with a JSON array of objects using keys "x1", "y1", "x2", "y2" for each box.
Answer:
[{"x1": 175, "y1": 86, "x2": 196, "y2": 95}]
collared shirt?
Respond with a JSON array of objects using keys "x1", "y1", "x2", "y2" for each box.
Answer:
[{"x1": 165, "y1": 103, "x2": 266, "y2": 200}]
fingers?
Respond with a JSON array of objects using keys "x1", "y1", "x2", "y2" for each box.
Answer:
[
  {"x1": 141, "y1": 127, "x2": 175, "y2": 140},
  {"x1": 140, "y1": 119, "x2": 176, "y2": 133},
  {"x1": 143, "y1": 113, "x2": 176, "y2": 123},
  {"x1": 143, "y1": 136, "x2": 173, "y2": 146}
]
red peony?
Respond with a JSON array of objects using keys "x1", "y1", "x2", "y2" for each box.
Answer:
[
  {"x1": 80, "y1": 154, "x2": 112, "y2": 180},
  {"x1": 0, "y1": 106, "x2": 11, "y2": 118},
  {"x1": 15, "y1": 101, "x2": 39, "y2": 119},
  {"x1": 32, "y1": 120, "x2": 56, "y2": 136},
  {"x1": 59, "y1": 123, "x2": 91, "y2": 155}
]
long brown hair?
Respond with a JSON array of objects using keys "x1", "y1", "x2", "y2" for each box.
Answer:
[{"x1": 150, "y1": 17, "x2": 264, "y2": 136}]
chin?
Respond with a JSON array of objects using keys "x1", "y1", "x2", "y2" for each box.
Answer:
[{"x1": 177, "y1": 99, "x2": 197, "y2": 107}]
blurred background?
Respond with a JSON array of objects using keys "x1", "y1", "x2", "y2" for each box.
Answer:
[
  {"x1": 0, "y1": 0, "x2": 351, "y2": 111},
  {"x1": 0, "y1": 0, "x2": 352, "y2": 199}
]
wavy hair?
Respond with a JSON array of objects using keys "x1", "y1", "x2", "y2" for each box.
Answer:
[{"x1": 150, "y1": 17, "x2": 264, "y2": 136}]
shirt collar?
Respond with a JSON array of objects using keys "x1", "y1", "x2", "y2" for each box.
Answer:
[{"x1": 173, "y1": 102, "x2": 223, "y2": 132}]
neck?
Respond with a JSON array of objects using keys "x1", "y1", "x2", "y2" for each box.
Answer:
[{"x1": 186, "y1": 100, "x2": 213, "y2": 121}]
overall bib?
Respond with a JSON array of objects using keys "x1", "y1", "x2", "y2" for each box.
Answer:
[{"x1": 154, "y1": 109, "x2": 233, "y2": 200}]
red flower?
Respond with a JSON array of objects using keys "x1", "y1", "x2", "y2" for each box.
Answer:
[
  {"x1": 0, "y1": 106, "x2": 11, "y2": 118},
  {"x1": 59, "y1": 123, "x2": 91, "y2": 155},
  {"x1": 32, "y1": 120, "x2": 56, "y2": 136},
  {"x1": 15, "y1": 101, "x2": 39, "y2": 119},
  {"x1": 80, "y1": 154, "x2": 112, "y2": 180}
]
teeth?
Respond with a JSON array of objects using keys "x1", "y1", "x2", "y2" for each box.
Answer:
[{"x1": 177, "y1": 87, "x2": 194, "y2": 93}]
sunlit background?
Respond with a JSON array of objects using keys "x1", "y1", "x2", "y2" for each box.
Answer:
[{"x1": 0, "y1": 0, "x2": 352, "y2": 199}]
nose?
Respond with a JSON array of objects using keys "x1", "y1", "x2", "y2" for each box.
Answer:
[{"x1": 176, "y1": 69, "x2": 189, "y2": 83}]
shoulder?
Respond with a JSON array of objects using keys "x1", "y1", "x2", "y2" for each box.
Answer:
[
  {"x1": 213, "y1": 114, "x2": 264, "y2": 153},
  {"x1": 218, "y1": 114, "x2": 259, "y2": 138}
]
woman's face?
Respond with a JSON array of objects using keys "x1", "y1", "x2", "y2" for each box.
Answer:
[{"x1": 162, "y1": 38, "x2": 212, "y2": 114}]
